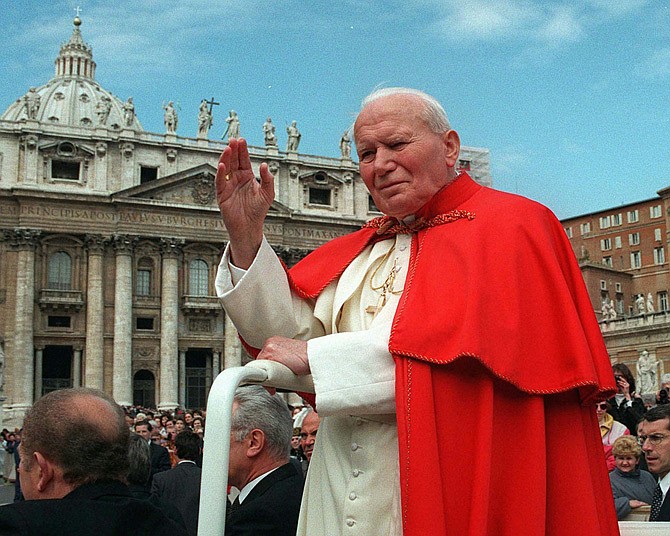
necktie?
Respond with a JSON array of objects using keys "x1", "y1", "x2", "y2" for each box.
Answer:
[
  {"x1": 650, "y1": 483, "x2": 663, "y2": 521},
  {"x1": 227, "y1": 496, "x2": 241, "y2": 518}
]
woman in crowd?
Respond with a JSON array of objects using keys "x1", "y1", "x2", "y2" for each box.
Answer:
[
  {"x1": 598, "y1": 400, "x2": 629, "y2": 470},
  {"x1": 609, "y1": 435, "x2": 656, "y2": 520}
]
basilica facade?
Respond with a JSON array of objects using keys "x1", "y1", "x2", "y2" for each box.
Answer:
[{"x1": 0, "y1": 17, "x2": 492, "y2": 427}]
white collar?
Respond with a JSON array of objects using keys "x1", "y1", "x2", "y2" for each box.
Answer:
[{"x1": 237, "y1": 466, "x2": 280, "y2": 503}]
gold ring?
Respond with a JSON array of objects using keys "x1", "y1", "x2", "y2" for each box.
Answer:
[{"x1": 225, "y1": 174, "x2": 231, "y2": 181}]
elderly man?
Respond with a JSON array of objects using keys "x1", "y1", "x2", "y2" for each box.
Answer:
[
  {"x1": 226, "y1": 385, "x2": 303, "y2": 536},
  {"x1": 0, "y1": 388, "x2": 187, "y2": 535},
  {"x1": 215, "y1": 88, "x2": 618, "y2": 535},
  {"x1": 638, "y1": 403, "x2": 670, "y2": 521}
]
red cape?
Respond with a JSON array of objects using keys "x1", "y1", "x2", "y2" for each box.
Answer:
[{"x1": 286, "y1": 173, "x2": 618, "y2": 535}]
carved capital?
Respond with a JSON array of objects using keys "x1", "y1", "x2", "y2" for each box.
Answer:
[
  {"x1": 160, "y1": 237, "x2": 185, "y2": 258},
  {"x1": 342, "y1": 172, "x2": 354, "y2": 184},
  {"x1": 20, "y1": 135, "x2": 38, "y2": 151},
  {"x1": 272, "y1": 245, "x2": 311, "y2": 267},
  {"x1": 289, "y1": 165, "x2": 299, "y2": 179},
  {"x1": 112, "y1": 234, "x2": 137, "y2": 254},
  {"x1": 191, "y1": 174, "x2": 215, "y2": 205},
  {"x1": 268, "y1": 162, "x2": 280, "y2": 175},
  {"x1": 85, "y1": 234, "x2": 108, "y2": 254},
  {"x1": 3, "y1": 228, "x2": 41, "y2": 249},
  {"x1": 96, "y1": 142, "x2": 107, "y2": 157},
  {"x1": 166, "y1": 148, "x2": 178, "y2": 162}
]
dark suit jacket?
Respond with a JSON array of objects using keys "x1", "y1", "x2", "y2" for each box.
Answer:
[
  {"x1": 654, "y1": 490, "x2": 670, "y2": 522},
  {"x1": 151, "y1": 461, "x2": 201, "y2": 536},
  {"x1": 0, "y1": 480, "x2": 188, "y2": 536},
  {"x1": 149, "y1": 441, "x2": 171, "y2": 480},
  {"x1": 226, "y1": 462, "x2": 304, "y2": 536}
]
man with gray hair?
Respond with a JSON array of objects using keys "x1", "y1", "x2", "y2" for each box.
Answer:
[
  {"x1": 0, "y1": 388, "x2": 187, "y2": 535},
  {"x1": 215, "y1": 88, "x2": 617, "y2": 535},
  {"x1": 225, "y1": 385, "x2": 303, "y2": 536}
]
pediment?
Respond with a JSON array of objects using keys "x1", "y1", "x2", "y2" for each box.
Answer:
[{"x1": 114, "y1": 163, "x2": 292, "y2": 216}]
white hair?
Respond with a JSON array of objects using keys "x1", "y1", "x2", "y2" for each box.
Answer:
[{"x1": 357, "y1": 87, "x2": 452, "y2": 134}]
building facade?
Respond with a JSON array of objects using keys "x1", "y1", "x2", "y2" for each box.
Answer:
[
  {"x1": 0, "y1": 17, "x2": 492, "y2": 427},
  {"x1": 562, "y1": 192, "x2": 670, "y2": 400}
]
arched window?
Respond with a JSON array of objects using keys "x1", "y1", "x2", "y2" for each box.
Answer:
[
  {"x1": 48, "y1": 251, "x2": 72, "y2": 290},
  {"x1": 189, "y1": 259, "x2": 209, "y2": 296}
]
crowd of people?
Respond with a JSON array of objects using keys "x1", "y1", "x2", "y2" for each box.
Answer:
[{"x1": 599, "y1": 362, "x2": 670, "y2": 521}]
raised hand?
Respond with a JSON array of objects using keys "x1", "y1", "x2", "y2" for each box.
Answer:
[{"x1": 215, "y1": 138, "x2": 275, "y2": 268}]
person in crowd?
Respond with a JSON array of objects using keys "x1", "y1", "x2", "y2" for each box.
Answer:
[
  {"x1": 638, "y1": 403, "x2": 670, "y2": 521},
  {"x1": 598, "y1": 400, "x2": 630, "y2": 470},
  {"x1": 126, "y1": 433, "x2": 186, "y2": 529},
  {"x1": 184, "y1": 412, "x2": 194, "y2": 429},
  {"x1": 214, "y1": 87, "x2": 618, "y2": 535},
  {"x1": 608, "y1": 363, "x2": 646, "y2": 435},
  {"x1": 225, "y1": 385, "x2": 303, "y2": 536},
  {"x1": 151, "y1": 430, "x2": 202, "y2": 536},
  {"x1": 134, "y1": 420, "x2": 171, "y2": 481},
  {"x1": 0, "y1": 388, "x2": 188, "y2": 535},
  {"x1": 289, "y1": 427, "x2": 304, "y2": 461},
  {"x1": 608, "y1": 435, "x2": 656, "y2": 520},
  {"x1": 175, "y1": 418, "x2": 187, "y2": 434}
]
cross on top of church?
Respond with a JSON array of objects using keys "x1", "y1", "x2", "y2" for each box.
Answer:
[
  {"x1": 205, "y1": 97, "x2": 220, "y2": 114},
  {"x1": 75, "y1": 6, "x2": 82, "y2": 17}
]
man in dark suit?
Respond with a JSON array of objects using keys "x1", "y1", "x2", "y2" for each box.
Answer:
[
  {"x1": 638, "y1": 403, "x2": 670, "y2": 521},
  {"x1": 135, "y1": 420, "x2": 171, "y2": 481},
  {"x1": 151, "y1": 430, "x2": 202, "y2": 536},
  {"x1": 226, "y1": 385, "x2": 303, "y2": 536},
  {"x1": 0, "y1": 387, "x2": 187, "y2": 535}
]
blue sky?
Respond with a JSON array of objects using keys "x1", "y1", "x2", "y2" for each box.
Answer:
[{"x1": 2, "y1": 0, "x2": 670, "y2": 219}]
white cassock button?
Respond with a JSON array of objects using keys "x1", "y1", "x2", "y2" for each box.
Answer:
[
  {"x1": 346, "y1": 519, "x2": 355, "y2": 527},
  {"x1": 351, "y1": 442, "x2": 359, "y2": 451},
  {"x1": 349, "y1": 492, "x2": 357, "y2": 501},
  {"x1": 352, "y1": 469, "x2": 361, "y2": 477}
]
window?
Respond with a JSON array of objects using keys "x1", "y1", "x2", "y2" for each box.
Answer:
[
  {"x1": 655, "y1": 228, "x2": 662, "y2": 242},
  {"x1": 611, "y1": 213, "x2": 622, "y2": 226},
  {"x1": 602, "y1": 256, "x2": 612, "y2": 267},
  {"x1": 308, "y1": 187, "x2": 331, "y2": 206},
  {"x1": 580, "y1": 222, "x2": 591, "y2": 235},
  {"x1": 368, "y1": 195, "x2": 380, "y2": 213},
  {"x1": 654, "y1": 247, "x2": 665, "y2": 265},
  {"x1": 600, "y1": 238, "x2": 612, "y2": 251},
  {"x1": 189, "y1": 259, "x2": 209, "y2": 296},
  {"x1": 629, "y1": 233, "x2": 640, "y2": 246},
  {"x1": 140, "y1": 166, "x2": 158, "y2": 184},
  {"x1": 47, "y1": 316, "x2": 71, "y2": 328},
  {"x1": 630, "y1": 251, "x2": 641, "y2": 268},
  {"x1": 615, "y1": 282, "x2": 622, "y2": 293},
  {"x1": 659, "y1": 291, "x2": 668, "y2": 312},
  {"x1": 51, "y1": 160, "x2": 80, "y2": 180},
  {"x1": 616, "y1": 298, "x2": 624, "y2": 315},
  {"x1": 564, "y1": 227, "x2": 573, "y2": 238},
  {"x1": 599, "y1": 216, "x2": 611, "y2": 229},
  {"x1": 600, "y1": 280, "x2": 607, "y2": 290},
  {"x1": 48, "y1": 251, "x2": 72, "y2": 290},
  {"x1": 457, "y1": 159, "x2": 471, "y2": 171},
  {"x1": 136, "y1": 269, "x2": 151, "y2": 296},
  {"x1": 650, "y1": 205, "x2": 662, "y2": 218},
  {"x1": 615, "y1": 236, "x2": 622, "y2": 249},
  {"x1": 627, "y1": 210, "x2": 639, "y2": 223},
  {"x1": 136, "y1": 317, "x2": 154, "y2": 330}
]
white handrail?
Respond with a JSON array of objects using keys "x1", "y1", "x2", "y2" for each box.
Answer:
[{"x1": 197, "y1": 361, "x2": 314, "y2": 536}]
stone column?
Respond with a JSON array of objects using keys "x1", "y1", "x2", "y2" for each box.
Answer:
[
  {"x1": 33, "y1": 348, "x2": 43, "y2": 400},
  {"x1": 112, "y1": 235, "x2": 135, "y2": 406},
  {"x1": 72, "y1": 348, "x2": 82, "y2": 388},
  {"x1": 223, "y1": 314, "x2": 242, "y2": 369},
  {"x1": 158, "y1": 238, "x2": 182, "y2": 410},
  {"x1": 5, "y1": 230, "x2": 40, "y2": 418},
  {"x1": 84, "y1": 235, "x2": 106, "y2": 389},
  {"x1": 21, "y1": 135, "x2": 39, "y2": 185},
  {"x1": 179, "y1": 350, "x2": 186, "y2": 407},
  {"x1": 212, "y1": 350, "x2": 221, "y2": 378}
]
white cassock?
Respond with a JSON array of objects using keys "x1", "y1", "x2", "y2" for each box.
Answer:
[{"x1": 215, "y1": 234, "x2": 413, "y2": 535}]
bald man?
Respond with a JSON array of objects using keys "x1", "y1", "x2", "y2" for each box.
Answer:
[{"x1": 0, "y1": 388, "x2": 187, "y2": 536}]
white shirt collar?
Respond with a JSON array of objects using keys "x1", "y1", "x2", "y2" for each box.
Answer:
[
  {"x1": 659, "y1": 471, "x2": 670, "y2": 499},
  {"x1": 237, "y1": 466, "x2": 280, "y2": 503}
]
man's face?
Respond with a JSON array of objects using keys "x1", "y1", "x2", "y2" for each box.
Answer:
[
  {"x1": 175, "y1": 420, "x2": 185, "y2": 432},
  {"x1": 291, "y1": 435, "x2": 300, "y2": 449},
  {"x1": 614, "y1": 454, "x2": 638, "y2": 474},
  {"x1": 638, "y1": 417, "x2": 670, "y2": 478},
  {"x1": 300, "y1": 413, "x2": 320, "y2": 462},
  {"x1": 135, "y1": 424, "x2": 150, "y2": 441},
  {"x1": 354, "y1": 94, "x2": 460, "y2": 219}
]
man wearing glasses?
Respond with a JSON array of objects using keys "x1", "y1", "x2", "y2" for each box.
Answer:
[{"x1": 638, "y1": 404, "x2": 670, "y2": 521}]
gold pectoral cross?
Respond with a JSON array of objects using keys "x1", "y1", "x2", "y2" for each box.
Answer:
[{"x1": 366, "y1": 258, "x2": 402, "y2": 318}]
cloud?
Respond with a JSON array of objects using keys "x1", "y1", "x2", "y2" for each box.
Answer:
[{"x1": 636, "y1": 47, "x2": 670, "y2": 81}]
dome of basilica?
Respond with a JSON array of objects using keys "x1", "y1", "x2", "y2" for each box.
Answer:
[{"x1": 1, "y1": 16, "x2": 143, "y2": 131}]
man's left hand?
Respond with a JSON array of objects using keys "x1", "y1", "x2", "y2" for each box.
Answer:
[{"x1": 257, "y1": 336, "x2": 310, "y2": 376}]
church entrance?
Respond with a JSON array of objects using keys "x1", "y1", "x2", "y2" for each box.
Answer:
[
  {"x1": 185, "y1": 349, "x2": 212, "y2": 410},
  {"x1": 42, "y1": 345, "x2": 73, "y2": 396},
  {"x1": 133, "y1": 369, "x2": 156, "y2": 408}
]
